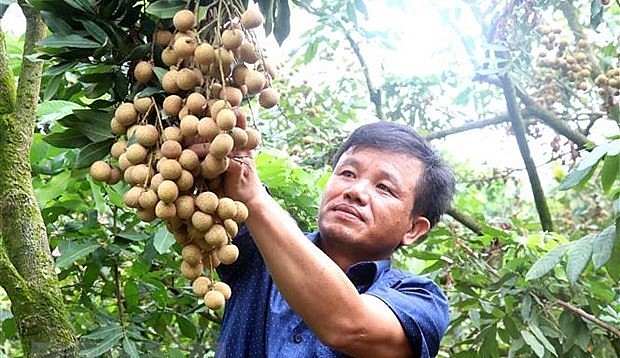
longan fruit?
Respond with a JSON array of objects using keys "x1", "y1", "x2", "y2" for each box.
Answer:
[
  {"x1": 219, "y1": 86, "x2": 243, "y2": 108},
  {"x1": 209, "y1": 133, "x2": 234, "y2": 159},
  {"x1": 175, "y1": 195, "x2": 195, "y2": 219},
  {"x1": 192, "y1": 276, "x2": 211, "y2": 296},
  {"x1": 244, "y1": 70, "x2": 265, "y2": 94},
  {"x1": 221, "y1": 28, "x2": 244, "y2": 50},
  {"x1": 115, "y1": 102, "x2": 138, "y2": 126},
  {"x1": 133, "y1": 96, "x2": 153, "y2": 114},
  {"x1": 230, "y1": 127, "x2": 248, "y2": 149},
  {"x1": 217, "y1": 197, "x2": 237, "y2": 220},
  {"x1": 161, "y1": 140, "x2": 183, "y2": 159},
  {"x1": 138, "y1": 189, "x2": 159, "y2": 209},
  {"x1": 130, "y1": 163, "x2": 152, "y2": 185},
  {"x1": 137, "y1": 207, "x2": 157, "y2": 222},
  {"x1": 213, "y1": 281, "x2": 232, "y2": 300},
  {"x1": 90, "y1": 161, "x2": 111, "y2": 182},
  {"x1": 162, "y1": 126, "x2": 183, "y2": 142},
  {"x1": 192, "y1": 211, "x2": 214, "y2": 232},
  {"x1": 178, "y1": 149, "x2": 200, "y2": 171},
  {"x1": 125, "y1": 143, "x2": 148, "y2": 164},
  {"x1": 176, "y1": 169, "x2": 194, "y2": 192},
  {"x1": 163, "y1": 94, "x2": 183, "y2": 116},
  {"x1": 233, "y1": 201, "x2": 249, "y2": 224},
  {"x1": 239, "y1": 42, "x2": 259, "y2": 64},
  {"x1": 216, "y1": 108, "x2": 237, "y2": 131},
  {"x1": 107, "y1": 166, "x2": 122, "y2": 185},
  {"x1": 243, "y1": 128, "x2": 261, "y2": 150},
  {"x1": 154, "y1": 29, "x2": 173, "y2": 47},
  {"x1": 232, "y1": 64, "x2": 249, "y2": 86},
  {"x1": 134, "y1": 61, "x2": 153, "y2": 84},
  {"x1": 162, "y1": 69, "x2": 180, "y2": 94},
  {"x1": 155, "y1": 200, "x2": 177, "y2": 219},
  {"x1": 241, "y1": 8, "x2": 264, "y2": 29},
  {"x1": 195, "y1": 191, "x2": 219, "y2": 214},
  {"x1": 157, "y1": 180, "x2": 179, "y2": 203},
  {"x1": 110, "y1": 117, "x2": 126, "y2": 135},
  {"x1": 201, "y1": 154, "x2": 229, "y2": 179},
  {"x1": 203, "y1": 250, "x2": 221, "y2": 269},
  {"x1": 223, "y1": 218, "x2": 238, "y2": 238},
  {"x1": 209, "y1": 99, "x2": 228, "y2": 119},
  {"x1": 149, "y1": 172, "x2": 164, "y2": 191},
  {"x1": 186, "y1": 92, "x2": 206, "y2": 114},
  {"x1": 194, "y1": 43, "x2": 215, "y2": 66},
  {"x1": 174, "y1": 36, "x2": 198, "y2": 59},
  {"x1": 118, "y1": 153, "x2": 132, "y2": 171},
  {"x1": 205, "y1": 223, "x2": 228, "y2": 247},
  {"x1": 161, "y1": 47, "x2": 179, "y2": 67},
  {"x1": 123, "y1": 186, "x2": 143, "y2": 208},
  {"x1": 181, "y1": 260, "x2": 204, "y2": 280},
  {"x1": 204, "y1": 290, "x2": 225, "y2": 310},
  {"x1": 135, "y1": 124, "x2": 159, "y2": 147},
  {"x1": 234, "y1": 107, "x2": 247, "y2": 129},
  {"x1": 173, "y1": 228, "x2": 192, "y2": 246},
  {"x1": 160, "y1": 159, "x2": 183, "y2": 180},
  {"x1": 197, "y1": 117, "x2": 220, "y2": 142},
  {"x1": 173, "y1": 9, "x2": 195, "y2": 32},
  {"x1": 217, "y1": 244, "x2": 239, "y2": 265},
  {"x1": 176, "y1": 68, "x2": 197, "y2": 91},
  {"x1": 258, "y1": 88, "x2": 279, "y2": 109},
  {"x1": 182, "y1": 244, "x2": 203, "y2": 266},
  {"x1": 180, "y1": 115, "x2": 200, "y2": 138}
]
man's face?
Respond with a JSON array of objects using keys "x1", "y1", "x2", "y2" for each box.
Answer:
[{"x1": 318, "y1": 146, "x2": 429, "y2": 261}]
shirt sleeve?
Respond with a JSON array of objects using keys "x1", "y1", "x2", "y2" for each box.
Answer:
[{"x1": 365, "y1": 273, "x2": 449, "y2": 358}]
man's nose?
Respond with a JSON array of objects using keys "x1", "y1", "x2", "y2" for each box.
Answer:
[{"x1": 343, "y1": 180, "x2": 370, "y2": 205}]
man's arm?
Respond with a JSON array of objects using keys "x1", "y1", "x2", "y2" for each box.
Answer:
[{"x1": 224, "y1": 157, "x2": 417, "y2": 358}]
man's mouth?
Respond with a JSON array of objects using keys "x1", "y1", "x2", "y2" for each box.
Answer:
[{"x1": 332, "y1": 203, "x2": 364, "y2": 221}]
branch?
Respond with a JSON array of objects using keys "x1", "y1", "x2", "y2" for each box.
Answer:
[
  {"x1": 343, "y1": 31, "x2": 382, "y2": 119},
  {"x1": 555, "y1": 299, "x2": 620, "y2": 339},
  {"x1": 0, "y1": 32, "x2": 16, "y2": 114},
  {"x1": 500, "y1": 75, "x2": 554, "y2": 232},
  {"x1": 0, "y1": 238, "x2": 28, "y2": 299},
  {"x1": 446, "y1": 207, "x2": 482, "y2": 235}
]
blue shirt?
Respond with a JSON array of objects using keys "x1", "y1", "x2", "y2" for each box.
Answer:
[{"x1": 215, "y1": 227, "x2": 449, "y2": 357}]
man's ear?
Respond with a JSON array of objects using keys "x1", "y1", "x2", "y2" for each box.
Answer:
[{"x1": 401, "y1": 216, "x2": 430, "y2": 246}]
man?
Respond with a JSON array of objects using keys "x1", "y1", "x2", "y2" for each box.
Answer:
[{"x1": 217, "y1": 121, "x2": 455, "y2": 357}]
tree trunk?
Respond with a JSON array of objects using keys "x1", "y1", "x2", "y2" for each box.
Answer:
[{"x1": 0, "y1": 3, "x2": 78, "y2": 357}]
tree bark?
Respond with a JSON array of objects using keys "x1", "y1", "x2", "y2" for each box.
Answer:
[
  {"x1": 499, "y1": 75, "x2": 554, "y2": 232},
  {"x1": 0, "y1": 3, "x2": 78, "y2": 357}
]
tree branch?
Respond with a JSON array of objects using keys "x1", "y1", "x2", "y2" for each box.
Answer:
[
  {"x1": 500, "y1": 75, "x2": 554, "y2": 232},
  {"x1": 446, "y1": 208, "x2": 482, "y2": 235},
  {"x1": 343, "y1": 31, "x2": 382, "y2": 119},
  {"x1": 0, "y1": 238, "x2": 28, "y2": 298},
  {"x1": 555, "y1": 299, "x2": 620, "y2": 339},
  {"x1": 0, "y1": 32, "x2": 16, "y2": 115}
]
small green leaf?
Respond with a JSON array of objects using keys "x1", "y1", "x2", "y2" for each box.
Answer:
[
  {"x1": 38, "y1": 34, "x2": 101, "y2": 49},
  {"x1": 72, "y1": 110, "x2": 115, "y2": 142},
  {"x1": 303, "y1": 38, "x2": 319, "y2": 64},
  {"x1": 525, "y1": 244, "x2": 570, "y2": 280},
  {"x1": 566, "y1": 235, "x2": 594, "y2": 283},
  {"x1": 576, "y1": 144, "x2": 608, "y2": 171},
  {"x1": 65, "y1": 0, "x2": 96, "y2": 14},
  {"x1": 1, "y1": 318, "x2": 17, "y2": 339},
  {"x1": 79, "y1": 20, "x2": 108, "y2": 44},
  {"x1": 122, "y1": 336, "x2": 140, "y2": 358},
  {"x1": 154, "y1": 225, "x2": 175, "y2": 254},
  {"x1": 176, "y1": 314, "x2": 197, "y2": 339},
  {"x1": 592, "y1": 225, "x2": 616, "y2": 269},
  {"x1": 354, "y1": 0, "x2": 368, "y2": 19},
  {"x1": 145, "y1": 0, "x2": 186, "y2": 19},
  {"x1": 521, "y1": 330, "x2": 545, "y2": 357},
  {"x1": 601, "y1": 154, "x2": 619, "y2": 193},
  {"x1": 468, "y1": 308, "x2": 481, "y2": 329},
  {"x1": 44, "y1": 129, "x2": 91, "y2": 148},
  {"x1": 528, "y1": 323, "x2": 557, "y2": 356},
  {"x1": 34, "y1": 171, "x2": 72, "y2": 206},
  {"x1": 55, "y1": 240, "x2": 100, "y2": 269},
  {"x1": 606, "y1": 219, "x2": 620, "y2": 281},
  {"x1": 88, "y1": 178, "x2": 107, "y2": 214},
  {"x1": 558, "y1": 164, "x2": 596, "y2": 190},
  {"x1": 37, "y1": 100, "x2": 84, "y2": 126},
  {"x1": 81, "y1": 328, "x2": 123, "y2": 358},
  {"x1": 124, "y1": 280, "x2": 139, "y2": 312},
  {"x1": 76, "y1": 139, "x2": 114, "y2": 169}
]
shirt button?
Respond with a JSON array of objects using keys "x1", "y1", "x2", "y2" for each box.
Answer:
[{"x1": 293, "y1": 334, "x2": 302, "y2": 343}]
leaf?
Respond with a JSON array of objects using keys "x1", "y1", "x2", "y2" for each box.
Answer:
[
  {"x1": 122, "y1": 336, "x2": 140, "y2": 358},
  {"x1": 525, "y1": 244, "x2": 570, "y2": 280},
  {"x1": 592, "y1": 225, "x2": 616, "y2": 269},
  {"x1": 79, "y1": 19, "x2": 108, "y2": 44},
  {"x1": 44, "y1": 129, "x2": 91, "y2": 148},
  {"x1": 605, "y1": 219, "x2": 620, "y2": 281},
  {"x1": 258, "y1": 0, "x2": 275, "y2": 36},
  {"x1": 76, "y1": 139, "x2": 114, "y2": 169},
  {"x1": 34, "y1": 171, "x2": 72, "y2": 206},
  {"x1": 38, "y1": 34, "x2": 101, "y2": 49},
  {"x1": 145, "y1": 0, "x2": 186, "y2": 19},
  {"x1": 154, "y1": 225, "x2": 175, "y2": 254},
  {"x1": 55, "y1": 240, "x2": 100, "y2": 269},
  {"x1": 521, "y1": 330, "x2": 545, "y2": 358},
  {"x1": 557, "y1": 163, "x2": 596, "y2": 190},
  {"x1": 565, "y1": 234, "x2": 594, "y2": 283},
  {"x1": 354, "y1": 0, "x2": 368, "y2": 19},
  {"x1": 468, "y1": 308, "x2": 481, "y2": 329},
  {"x1": 346, "y1": 2, "x2": 357, "y2": 26},
  {"x1": 601, "y1": 154, "x2": 619, "y2": 193},
  {"x1": 37, "y1": 100, "x2": 84, "y2": 126},
  {"x1": 124, "y1": 280, "x2": 139, "y2": 312},
  {"x1": 273, "y1": 0, "x2": 290, "y2": 46},
  {"x1": 65, "y1": 0, "x2": 96, "y2": 14},
  {"x1": 82, "y1": 324, "x2": 123, "y2": 340},
  {"x1": 303, "y1": 38, "x2": 319, "y2": 64},
  {"x1": 71, "y1": 109, "x2": 114, "y2": 142},
  {"x1": 528, "y1": 323, "x2": 557, "y2": 356},
  {"x1": 89, "y1": 178, "x2": 107, "y2": 214},
  {"x1": 590, "y1": 0, "x2": 604, "y2": 29},
  {"x1": 81, "y1": 327, "x2": 123, "y2": 358},
  {"x1": 176, "y1": 314, "x2": 197, "y2": 339},
  {"x1": 576, "y1": 144, "x2": 608, "y2": 171}
]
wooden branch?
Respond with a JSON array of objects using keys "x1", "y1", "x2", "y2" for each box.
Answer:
[
  {"x1": 343, "y1": 31, "x2": 382, "y2": 119},
  {"x1": 446, "y1": 207, "x2": 482, "y2": 235},
  {"x1": 500, "y1": 75, "x2": 554, "y2": 232},
  {"x1": 0, "y1": 32, "x2": 16, "y2": 115},
  {"x1": 556, "y1": 299, "x2": 620, "y2": 339},
  {"x1": 0, "y1": 238, "x2": 28, "y2": 298}
]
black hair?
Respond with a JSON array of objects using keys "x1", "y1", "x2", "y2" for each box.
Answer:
[{"x1": 331, "y1": 121, "x2": 455, "y2": 228}]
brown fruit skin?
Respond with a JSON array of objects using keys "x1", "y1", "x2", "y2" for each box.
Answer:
[
  {"x1": 209, "y1": 133, "x2": 234, "y2": 159},
  {"x1": 155, "y1": 200, "x2": 177, "y2": 219},
  {"x1": 204, "y1": 224, "x2": 228, "y2": 247},
  {"x1": 221, "y1": 28, "x2": 244, "y2": 50},
  {"x1": 241, "y1": 8, "x2": 264, "y2": 29},
  {"x1": 182, "y1": 244, "x2": 203, "y2": 266},
  {"x1": 135, "y1": 124, "x2": 159, "y2": 147},
  {"x1": 181, "y1": 260, "x2": 204, "y2": 280},
  {"x1": 216, "y1": 108, "x2": 237, "y2": 131},
  {"x1": 213, "y1": 281, "x2": 232, "y2": 300},
  {"x1": 186, "y1": 92, "x2": 206, "y2": 114},
  {"x1": 173, "y1": 9, "x2": 196, "y2": 32},
  {"x1": 223, "y1": 218, "x2": 239, "y2": 238},
  {"x1": 115, "y1": 102, "x2": 138, "y2": 126},
  {"x1": 239, "y1": 43, "x2": 259, "y2": 64},
  {"x1": 154, "y1": 30, "x2": 173, "y2": 47},
  {"x1": 192, "y1": 276, "x2": 211, "y2": 296},
  {"x1": 138, "y1": 189, "x2": 159, "y2": 209},
  {"x1": 159, "y1": 159, "x2": 183, "y2": 180},
  {"x1": 217, "y1": 197, "x2": 237, "y2": 220},
  {"x1": 107, "y1": 166, "x2": 122, "y2": 185},
  {"x1": 180, "y1": 115, "x2": 200, "y2": 138},
  {"x1": 161, "y1": 47, "x2": 179, "y2": 67},
  {"x1": 204, "y1": 290, "x2": 225, "y2": 310},
  {"x1": 125, "y1": 143, "x2": 148, "y2": 164},
  {"x1": 123, "y1": 186, "x2": 143, "y2": 208},
  {"x1": 244, "y1": 70, "x2": 266, "y2": 94},
  {"x1": 134, "y1": 61, "x2": 153, "y2": 84},
  {"x1": 178, "y1": 149, "x2": 200, "y2": 171},
  {"x1": 162, "y1": 70, "x2": 180, "y2": 94},
  {"x1": 232, "y1": 64, "x2": 249, "y2": 86},
  {"x1": 174, "y1": 36, "x2": 198, "y2": 59},
  {"x1": 201, "y1": 155, "x2": 229, "y2": 179},
  {"x1": 220, "y1": 87, "x2": 243, "y2": 108},
  {"x1": 233, "y1": 201, "x2": 249, "y2": 223},
  {"x1": 175, "y1": 195, "x2": 196, "y2": 220},
  {"x1": 230, "y1": 127, "x2": 249, "y2": 149},
  {"x1": 195, "y1": 191, "x2": 219, "y2": 214},
  {"x1": 157, "y1": 180, "x2": 179, "y2": 203},
  {"x1": 243, "y1": 128, "x2": 261, "y2": 150},
  {"x1": 163, "y1": 126, "x2": 183, "y2": 142},
  {"x1": 90, "y1": 161, "x2": 112, "y2": 182},
  {"x1": 234, "y1": 108, "x2": 247, "y2": 129},
  {"x1": 176, "y1": 170, "x2": 194, "y2": 191},
  {"x1": 258, "y1": 88, "x2": 279, "y2": 109},
  {"x1": 191, "y1": 211, "x2": 214, "y2": 232},
  {"x1": 133, "y1": 96, "x2": 153, "y2": 114},
  {"x1": 194, "y1": 43, "x2": 215, "y2": 66},
  {"x1": 217, "y1": 244, "x2": 239, "y2": 265},
  {"x1": 161, "y1": 140, "x2": 183, "y2": 159},
  {"x1": 163, "y1": 94, "x2": 183, "y2": 116}
]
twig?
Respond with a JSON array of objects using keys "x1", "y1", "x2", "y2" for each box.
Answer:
[{"x1": 555, "y1": 299, "x2": 620, "y2": 338}]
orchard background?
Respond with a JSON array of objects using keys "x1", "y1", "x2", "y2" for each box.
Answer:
[{"x1": 0, "y1": 0, "x2": 618, "y2": 357}]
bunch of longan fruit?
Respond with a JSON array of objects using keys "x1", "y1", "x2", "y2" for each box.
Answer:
[{"x1": 90, "y1": 4, "x2": 277, "y2": 310}]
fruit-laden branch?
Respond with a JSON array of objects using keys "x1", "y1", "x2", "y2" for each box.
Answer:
[
  {"x1": 343, "y1": 31, "x2": 383, "y2": 120},
  {"x1": 555, "y1": 299, "x2": 620, "y2": 339},
  {"x1": 559, "y1": 2, "x2": 603, "y2": 78},
  {"x1": 0, "y1": 32, "x2": 16, "y2": 114},
  {"x1": 499, "y1": 75, "x2": 554, "y2": 232}
]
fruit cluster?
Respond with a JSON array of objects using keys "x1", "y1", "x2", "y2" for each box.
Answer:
[{"x1": 90, "y1": 5, "x2": 276, "y2": 310}]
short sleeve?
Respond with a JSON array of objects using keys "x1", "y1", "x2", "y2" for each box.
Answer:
[{"x1": 365, "y1": 273, "x2": 449, "y2": 358}]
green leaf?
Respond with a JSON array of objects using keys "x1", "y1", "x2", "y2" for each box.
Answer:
[
  {"x1": 65, "y1": 0, "x2": 96, "y2": 14},
  {"x1": 71, "y1": 109, "x2": 114, "y2": 142},
  {"x1": 592, "y1": 225, "x2": 616, "y2": 269},
  {"x1": 590, "y1": 0, "x2": 604, "y2": 29},
  {"x1": 76, "y1": 139, "x2": 114, "y2": 169},
  {"x1": 34, "y1": 171, "x2": 72, "y2": 206},
  {"x1": 81, "y1": 327, "x2": 123, "y2": 358},
  {"x1": 154, "y1": 225, "x2": 175, "y2": 254},
  {"x1": 145, "y1": 0, "x2": 186, "y2": 19},
  {"x1": 122, "y1": 336, "x2": 140, "y2": 358},
  {"x1": 354, "y1": 0, "x2": 368, "y2": 19},
  {"x1": 468, "y1": 308, "x2": 481, "y2": 329},
  {"x1": 480, "y1": 326, "x2": 499, "y2": 357},
  {"x1": 521, "y1": 330, "x2": 545, "y2": 357},
  {"x1": 601, "y1": 154, "x2": 619, "y2": 193},
  {"x1": 565, "y1": 235, "x2": 594, "y2": 283},
  {"x1": 1, "y1": 318, "x2": 17, "y2": 339},
  {"x1": 118, "y1": 230, "x2": 150, "y2": 242},
  {"x1": 258, "y1": 0, "x2": 275, "y2": 36},
  {"x1": 576, "y1": 144, "x2": 608, "y2": 171},
  {"x1": 44, "y1": 128, "x2": 91, "y2": 148},
  {"x1": 525, "y1": 244, "x2": 570, "y2": 280},
  {"x1": 303, "y1": 39, "x2": 319, "y2": 64},
  {"x1": 273, "y1": 0, "x2": 291, "y2": 46},
  {"x1": 176, "y1": 314, "x2": 197, "y2": 339},
  {"x1": 528, "y1": 323, "x2": 557, "y2": 356},
  {"x1": 79, "y1": 20, "x2": 108, "y2": 44},
  {"x1": 37, "y1": 100, "x2": 84, "y2": 126},
  {"x1": 124, "y1": 280, "x2": 139, "y2": 312},
  {"x1": 606, "y1": 219, "x2": 620, "y2": 281},
  {"x1": 89, "y1": 178, "x2": 107, "y2": 214},
  {"x1": 55, "y1": 240, "x2": 100, "y2": 269},
  {"x1": 38, "y1": 34, "x2": 101, "y2": 49},
  {"x1": 558, "y1": 164, "x2": 596, "y2": 190}
]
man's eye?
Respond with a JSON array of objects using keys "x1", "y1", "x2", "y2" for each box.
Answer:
[
  {"x1": 340, "y1": 170, "x2": 354, "y2": 177},
  {"x1": 377, "y1": 183, "x2": 392, "y2": 194}
]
